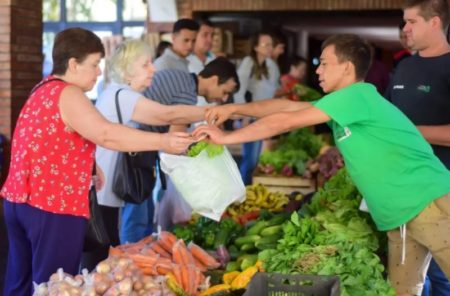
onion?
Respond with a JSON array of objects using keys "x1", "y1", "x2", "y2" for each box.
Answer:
[{"x1": 117, "y1": 278, "x2": 133, "y2": 293}]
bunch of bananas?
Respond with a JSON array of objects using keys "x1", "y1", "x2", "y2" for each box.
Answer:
[{"x1": 227, "y1": 184, "x2": 290, "y2": 218}]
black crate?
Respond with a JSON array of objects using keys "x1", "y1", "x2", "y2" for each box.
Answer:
[{"x1": 243, "y1": 273, "x2": 340, "y2": 296}]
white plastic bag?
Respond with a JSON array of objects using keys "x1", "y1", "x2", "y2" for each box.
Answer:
[
  {"x1": 157, "y1": 177, "x2": 193, "y2": 229},
  {"x1": 160, "y1": 148, "x2": 246, "y2": 221}
]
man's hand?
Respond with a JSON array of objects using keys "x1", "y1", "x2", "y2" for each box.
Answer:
[
  {"x1": 94, "y1": 164, "x2": 105, "y2": 192},
  {"x1": 192, "y1": 125, "x2": 229, "y2": 145},
  {"x1": 161, "y1": 132, "x2": 195, "y2": 154},
  {"x1": 205, "y1": 104, "x2": 237, "y2": 126}
]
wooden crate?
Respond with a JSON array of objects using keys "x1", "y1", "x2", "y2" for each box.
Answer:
[{"x1": 252, "y1": 173, "x2": 315, "y2": 195}]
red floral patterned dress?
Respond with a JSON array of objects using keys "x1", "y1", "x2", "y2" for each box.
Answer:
[{"x1": 1, "y1": 77, "x2": 95, "y2": 218}]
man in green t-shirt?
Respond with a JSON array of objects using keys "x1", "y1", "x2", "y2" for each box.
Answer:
[{"x1": 193, "y1": 34, "x2": 450, "y2": 296}]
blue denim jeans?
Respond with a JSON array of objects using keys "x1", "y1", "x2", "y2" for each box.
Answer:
[
  {"x1": 239, "y1": 140, "x2": 262, "y2": 185},
  {"x1": 422, "y1": 258, "x2": 450, "y2": 296},
  {"x1": 120, "y1": 198, "x2": 154, "y2": 244}
]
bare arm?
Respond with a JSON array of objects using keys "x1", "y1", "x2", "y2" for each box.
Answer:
[
  {"x1": 169, "y1": 124, "x2": 189, "y2": 132},
  {"x1": 417, "y1": 125, "x2": 450, "y2": 147},
  {"x1": 132, "y1": 96, "x2": 205, "y2": 126},
  {"x1": 59, "y1": 86, "x2": 193, "y2": 153},
  {"x1": 206, "y1": 98, "x2": 313, "y2": 125},
  {"x1": 196, "y1": 105, "x2": 330, "y2": 144}
]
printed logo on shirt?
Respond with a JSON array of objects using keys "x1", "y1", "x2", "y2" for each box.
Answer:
[
  {"x1": 335, "y1": 126, "x2": 352, "y2": 142},
  {"x1": 393, "y1": 85, "x2": 404, "y2": 89},
  {"x1": 417, "y1": 85, "x2": 431, "y2": 93}
]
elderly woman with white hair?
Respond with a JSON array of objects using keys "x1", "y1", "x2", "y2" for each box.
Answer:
[{"x1": 82, "y1": 39, "x2": 205, "y2": 269}]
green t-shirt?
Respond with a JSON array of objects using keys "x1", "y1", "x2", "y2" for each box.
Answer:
[{"x1": 314, "y1": 82, "x2": 450, "y2": 230}]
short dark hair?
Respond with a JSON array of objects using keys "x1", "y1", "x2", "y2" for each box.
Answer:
[
  {"x1": 155, "y1": 40, "x2": 172, "y2": 59},
  {"x1": 198, "y1": 18, "x2": 214, "y2": 28},
  {"x1": 199, "y1": 57, "x2": 240, "y2": 92},
  {"x1": 321, "y1": 34, "x2": 372, "y2": 80},
  {"x1": 403, "y1": 0, "x2": 449, "y2": 30},
  {"x1": 288, "y1": 56, "x2": 307, "y2": 68},
  {"x1": 51, "y1": 28, "x2": 105, "y2": 75},
  {"x1": 173, "y1": 18, "x2": 200, "y2": 34}
]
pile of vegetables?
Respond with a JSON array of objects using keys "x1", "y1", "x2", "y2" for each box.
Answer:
[
  {"x1": 226, "y1": 184, "x2": 291, "y2": 221},
  {"x1": 33, "y1": 258, "x2": 173, "y2": 295},
  {"x1": 304, "y1": 146, "x2": 345, "y2": 181},
  {"x1": 258, "y1": 129, "x2": 324, "y2": 176},
  {"x1": 35, "y1": 232, "x2": 221, "y2": 296},
  {"x1": 226, "y1": 212, "x2": 290, "y2": 271},
  {"x1": 199, "y1": 262, "x2": 262, "y2": 295},
  {"x1": 173, "y1": 217, "x2": 243, "y2": 252},
  {"x1": 187, "y1": 141, "x2": 224, "y2": 158},
  {"x1": 257, "y1": 169, "x2": 395, "y2": 295}
]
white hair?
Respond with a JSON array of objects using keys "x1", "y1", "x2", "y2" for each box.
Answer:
[{"x1": 108, "y1": 39, "x2": 152, "y2": 84}]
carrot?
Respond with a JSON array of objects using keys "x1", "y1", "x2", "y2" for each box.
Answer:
[
  {"x1": 193, "y1": 268, "x2": 205, "y2": 295},
  {"x1": 150, "y1": 242, "x2": 172, "y2": 258},
  {"x1": 171, "y1": 242, "x2": 184, "y2": 265},
  {"x1": 108, "y1": 246, "x2": 125, "y2": 257},
  {"x1": 172, "y1": 264, "x2": 183, "y2": 289},
  {"x1": 141, "y1": 266, "x2": 157, "y2": 276},
  {"x1": 119, "y1": 243, "x2": 142, "y2": 254},
  {"x1": 193, "y1": 258, "x2": 208, "y2": 272},
  {"x1": 140, "y1": 246, "x2": 158, "y2": 257},
  {"x1": 158, "y1": 231, "x2": 177, "y2": 253},
  {"x1": 156, "y1": 239, "x2": 173, "y2": 255},
  {"x1": 157, "y1": 256, "x2": 173, "y2": 265},
  {"x1": 188, "y1": 242, "x2": 221, "y2": 269},
  {"x1": 172, "y1": 240, "x2": 196, "y2": 266},
  {"x1": 180, "y1": 264, "x2": 191, "y2": 294},
  {"x1": 127, "y1": 253, "x2": 159, "y2": 273},
  {"x1": 156, "y1": 262, "x2": 173, "y2": 275},
  {"x1": 137, "y1": 235, "x2": 154, "y2": 246},
  {"x1": 188, "y1": 264, "x2": 200, "y2": 295}
]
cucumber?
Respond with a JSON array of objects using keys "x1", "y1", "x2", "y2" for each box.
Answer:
[
  {"x1": 266, "y1": 213, "x2": 289, "y2": 226},
  {"x1": 228, "y1": 245, "x2": 241, "y2": 260},
  {"x1": 246, "y1": 220, "x2": 267, "y2": 235},
  {"x1": 225, "y1": 261, "x2": 240, "y2": 272},
  {"x1": 240, "y1": 254, "x2": 258, "y2": 270},
  {"x1": 260, "y1": 225, "x2": 283, "y2": 237},
  {"x1": 255, "y1": 234, "x2": 282, "y2": 247},
  {"x1": 256, "y1": 242, "x2": 278, "y2": 250},
  {"x1": 214, "y1": 227, "x2": 233, "y2": 248},
  {"x1": 234, "y1": 234, "x2": 261, "y2": 246},
  {"x1": 240, "y1": 243, "x2": 256, "y2": 252}
]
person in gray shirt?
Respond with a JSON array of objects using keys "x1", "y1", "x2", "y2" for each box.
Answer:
[{"x1": 153, "y1": 18, "x2": 199, "y2": 72}]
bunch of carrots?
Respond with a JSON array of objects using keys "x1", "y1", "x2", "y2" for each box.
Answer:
[{"x1": 109, "y1": 231, "x2": 221, "y2": 295}]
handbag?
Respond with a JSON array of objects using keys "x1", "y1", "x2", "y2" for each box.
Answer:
[
  {"x1": 112, "y1": 89, "x2": 158, "y2": 204},
  {"x1": 83, "y1": 166, "x2": 110, "y2": 252}
]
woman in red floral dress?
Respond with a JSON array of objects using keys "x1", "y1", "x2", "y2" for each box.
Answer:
[{"x1": 0, "y1": 28, "x2": 195, "y2": 295}]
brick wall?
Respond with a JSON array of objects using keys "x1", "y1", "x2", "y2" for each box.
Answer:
[{"x1": 0, "y1": 0, "x2": 43, "y2": 183}]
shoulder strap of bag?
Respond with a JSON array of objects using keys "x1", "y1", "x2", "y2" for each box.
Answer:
[
  {"x1": 114, "y1": 88, "x2": 167, "y2": 190},
  {"x1": 29, "y1": 78, "x2": 64, "y2": 95},
  {"x1": 114, "y1": 88, "x2": 125, "y2": 124}
]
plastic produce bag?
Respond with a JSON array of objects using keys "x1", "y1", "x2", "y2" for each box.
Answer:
[
  {"x1": 156, "y1": 176, "x2": 193, "y2": 230},
  {"x1": 160, "y1": 148, "x2": 245, "y2": 221}
]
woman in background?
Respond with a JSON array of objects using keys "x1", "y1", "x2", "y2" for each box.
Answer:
[{"x1": 233, "y1": 32, "x2": 279, "y2": 185}]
